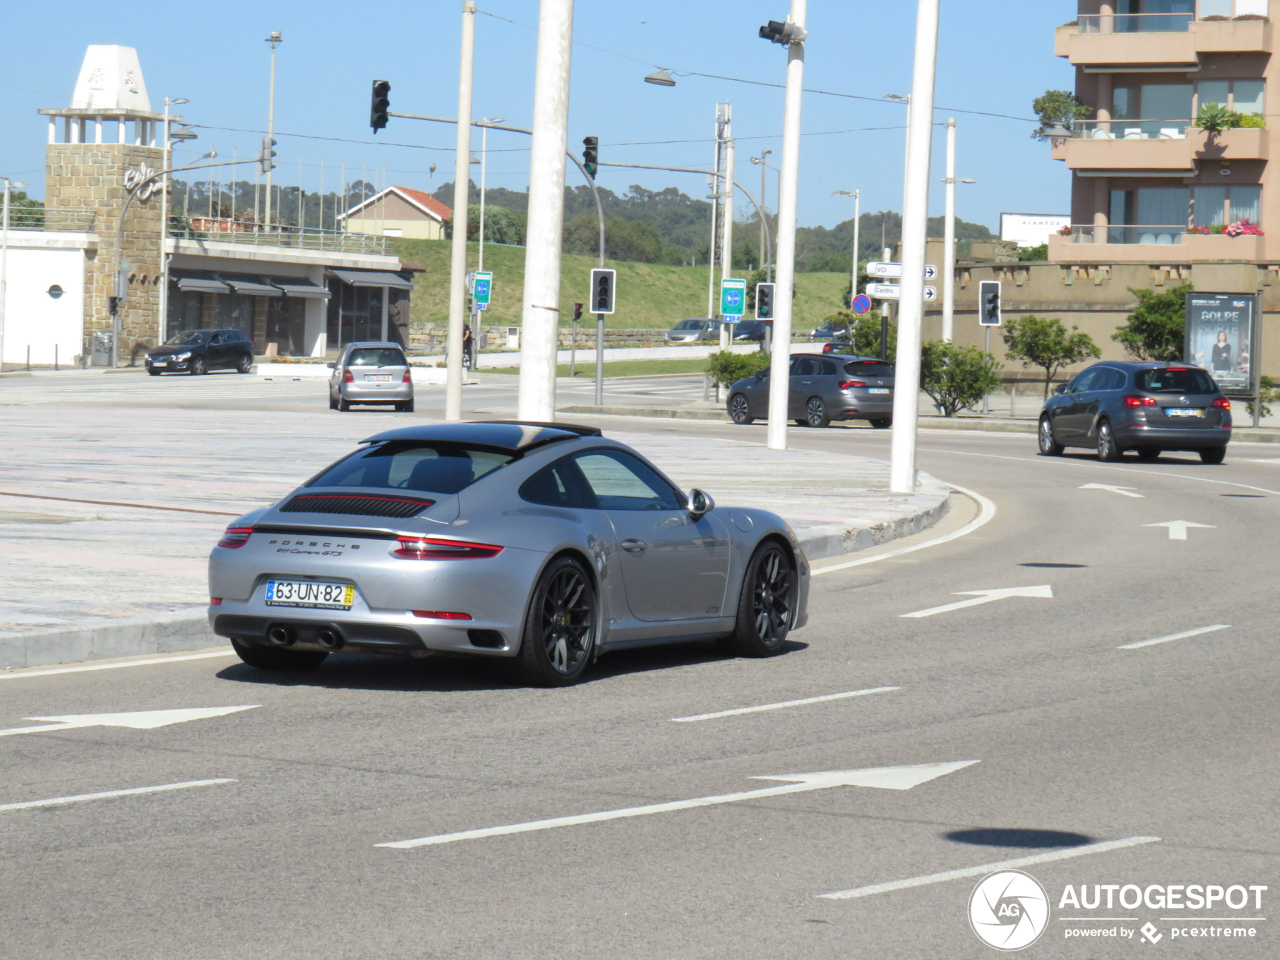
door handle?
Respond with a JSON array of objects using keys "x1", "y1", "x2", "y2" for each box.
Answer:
[{"x1": 621, "y1": 539, "x2": 647, "y2": 553}]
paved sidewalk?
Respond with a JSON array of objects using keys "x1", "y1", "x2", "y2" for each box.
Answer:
[{"x1": 0, "y1": 403, "x2": 951, "y2": 670}]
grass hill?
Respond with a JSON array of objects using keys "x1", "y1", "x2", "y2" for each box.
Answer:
[{"x1": 393, "y1": 238, "x2": 850, "y2": 331}]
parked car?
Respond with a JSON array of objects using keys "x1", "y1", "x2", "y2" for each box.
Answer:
[
  {"x1": 809, "y1": 321, "x2": 846, "y2": 341},
  {"x1": 732, "y1": 319, "x2": 772, "y2": 342},
  {"x1": 666, "y1": 318, "x2": 721, "y2": 343},
  {"x1": 329, "y1": 341, "x2": 414, "y2": 412},
  {"x1": 1039, "y1": 361, "x2": 1231, "y2": 463},
  {"x1": 146, "y1": 328, "x2": 254, "y2": 376},
  {"x1": 822, "y1": 336, "x2": 855, "y2": 354},
  {"x1": 726, "y1": 353, "x2": 895, "y2": 428},
  {"x1": 207, "y1": 421, "x2": 809, "y2": 686}
]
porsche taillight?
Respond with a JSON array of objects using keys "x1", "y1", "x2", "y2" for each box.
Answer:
[
  {"x1": 393, "y1": 536, "x2": 503, "y2": 560},
  {"x1": 217, "y1": 526, "x2": 254, "y2": 548}
]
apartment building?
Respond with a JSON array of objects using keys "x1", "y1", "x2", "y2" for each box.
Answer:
[{"x1": 1049, "y1": 0, "x2": 1274, "y2": 264}]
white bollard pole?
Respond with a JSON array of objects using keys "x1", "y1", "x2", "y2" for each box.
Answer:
[
  {"x1": 766, "y1": 0, "x2": 807, "y2": 451},
  {"x1": 942, "y1": 118, "x2": 957, "y2": 343},
  {"x1": 888, "y1": 0, "x2": 941, "y2": 494},
  {"x1": 445, "y1": 1, "x2": 476, "y2": 421},
  {"x1": 517, "y1": 0, "x2": 575, "y2": 422}
]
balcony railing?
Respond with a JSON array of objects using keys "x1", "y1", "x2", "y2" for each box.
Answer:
[
  {"x1": 1078, "y1": 12, "x2": 1194, "y2": 34},
  {"x1": 1061, "y1": 225, "x2": 1188, "y2": 245},
  {"x1": 1068, "y1": 119, "x2": 1194, "y2": 140},
  {"x1": 3, "y1": 209, "x2": 99, "y2": 233},
  {"x1": 167, "y1": 216, "x2": 389, "y2": 255}
]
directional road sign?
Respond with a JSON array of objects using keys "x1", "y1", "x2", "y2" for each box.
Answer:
[
  {"x1": 851, "y1": 294, "x2": 872, "y2": 316},
  {"x1": 867, "y1": 261, "x2": 938, "y2": 281},
  {"x1": 720, "y1": 278, "x2": 746, "y2": 319},
  {"x1": 866, "y1": 283, "x2": 937, "y2": 302},
  {"x1": 472, "y1": 270, "x2": 492, "y2": 306}
]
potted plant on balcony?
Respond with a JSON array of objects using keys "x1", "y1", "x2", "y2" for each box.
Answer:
[
  {"x1": 1194, "y1": 102, "x2": 1242, "y2": 136},
  {"x1": 1032, "y1": 89, "x2": 1091, "y2": 140}
]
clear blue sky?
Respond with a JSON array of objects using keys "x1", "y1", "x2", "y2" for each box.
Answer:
[{"x1": 1, "y1": 0, "x2": 1077, "y2": 232}]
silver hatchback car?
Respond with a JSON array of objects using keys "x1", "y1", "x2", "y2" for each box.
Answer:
[
  {"x1": 329, "y1": 341, "x2": 414, "y2": 412},
  {"x1": 208, "y1": 421, "x2": 809, "y2": 686}
]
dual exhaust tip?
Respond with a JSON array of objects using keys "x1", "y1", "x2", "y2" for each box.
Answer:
[{"x1": 268, "y1": 625, "x2": 344, "y2": 651}]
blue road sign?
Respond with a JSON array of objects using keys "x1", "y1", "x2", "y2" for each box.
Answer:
[
  {"x1": 851, "y1": 294, "x2": 872, "y2": 316},
  {"x1": 472, "y1": 272, "x2": 492, "y2": 306},
  {"x1": 720, "y1": 278, "x2": 746, "y2": 319}
]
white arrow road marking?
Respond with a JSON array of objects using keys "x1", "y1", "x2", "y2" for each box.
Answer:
[
  {"x1": 0, "y1": 705, "x2": 259, "y2": 737},
  {"x1": 1143, "y1": 520, "x2": 1215, "y2": 541},
  {"x1": 817, "y1": 836, "x2": 1161, "y2": 900},
  {"x1": 1119, "y1": 624, "x2": 1230, "y2": 650},
  {"x1": 0, "y1": 779, "x2": 237, "y2": 813},
  {"x1": 1079, "y1": 483, "x2": 1144, "y2": 499},
  {"x1": 377, "y1": 761, "x2": 980, "y2": 850},
  {"x1": 671, "y1": 686, "x2": 900, "y2": 723},
  {"x1": 901, "y1": 586, "x2": 1054, "y2": 619}
]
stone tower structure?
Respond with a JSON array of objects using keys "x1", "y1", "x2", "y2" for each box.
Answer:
[{"x1": 39, "y1": 46, "x2": 176, "y2": 364}]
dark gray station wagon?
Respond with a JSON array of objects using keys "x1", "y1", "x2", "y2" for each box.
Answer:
[
  {"x1": 1039, "y1": 361, "x2": 1232, "y2": 463},
  {"x1": 727, "y1": 354, "x2": 895, "y2": 428}
]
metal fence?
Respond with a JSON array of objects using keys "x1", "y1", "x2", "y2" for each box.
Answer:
[
  {"x1": 167, "y1": 216, "x2": 389, "y2": 255},
  {"x1": 4, "y1": 209, "x2": 98, "y2": 233}
]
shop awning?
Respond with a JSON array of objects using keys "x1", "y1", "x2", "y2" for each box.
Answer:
[
  {"x1": 170, "y1": 269, "x2": 230, "y2": 294},
  {"x1": 269, "y1": 277, "x2": 331, "y2": 299},
  {"x1": 219, "y1": 274, "x2": 283, "y2": 297},
  {"x1": 329, "y1": 269, "x2": 413, "y2": 291}
]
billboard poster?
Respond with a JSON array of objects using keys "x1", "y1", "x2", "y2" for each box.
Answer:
[{"x1": 1184, "y1": 292, "x2": 1259, "y2": 396}]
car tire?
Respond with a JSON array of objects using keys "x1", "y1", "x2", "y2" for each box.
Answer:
[
  {"x1": 794, "y1": 419, "x2": 808, "y2": 427},
  {"x1": 148, "y1": 369, "x2": 161, "y2": 377},
  {"x1": 1136, "y1": 446, "x2": 1160, "y2": 461},
  {"x1": 870, "y1": 417, "x2": 892, "y2": 429},
  {"x1": 190, "y1": 356, "x2": 206, "y2": 376},
  {"x1": 337, "y1": 396, "x2": 350, "y2": 412},
  {"x1": 398, "y1": 399, "x2": 415, "y2": 413},
  {"x1": 328, "y1": 392, "x2": 338, "y2": 410},
  {"x1": 230, "y1": 638, "x2": 327, "y2": 671},
  {"x1": 1097, "y1": 419, "x2": 1122, "y2": 461},
  {"x1": 516, "y1": 556, "x2": 597, "y2": 687},
  {"x1": 1038, "y1": 416, "x2": 1064, "y2": 456},
  {"x1": 236, "y1": 354, "x2": 252, "y2": 374},
  {"x1": 1199, "y1": 446, "x2": 1227, "y2": 465},
  {"x1": 724, "y1": 540, "x2": 795, "y2": 658},
  {"x1": 806, "y1": 397, "x2": 830, "y2": 428},
  {"x1": 728, "y1": 394, "x2": 754, "y2": 424}
]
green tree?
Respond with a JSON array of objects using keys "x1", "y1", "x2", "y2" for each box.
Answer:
[
  {"x1": 467, "y1": 204, "x2": 526, "y2": 245},
  {"x1": 844, "y1": 311, "x2": 894, "y2": 357},
  {"x1": 920, "y1": 340, "x2": 1003, "y2": 417},
  {"x1": 1112, "y1": 285, "x2": 1190, "y2": 361},
  {"x1": 1002, "y1": 315, "x2": 1100, "y2": 397},
  {"x1": 1032, "y1": 89, "x2": 1091, "y2": 139},
  {"x1": 707, "y1": 349, "x2": 770, "y2": 386},
  {"x1": 1017, "y1": 243, "x2": 1049, "y2": 262}
]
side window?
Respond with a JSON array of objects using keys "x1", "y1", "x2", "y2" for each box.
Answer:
[
  {"x1": 1072, "y1": 369, "x2": 1100, "y2": 392},
  {"x1": 793, "y1": 356, "x2": 818, "y2": 377},
  {"x1": 574, "y1": 450, "x2": 683, "y2": 511},
  {"x1": 819, "y1": 357, "x2": 839, "y2": 376},
  {"x1": 1100, "y1": 368, "x2": 1125, "y2": 391},
  {"x1": 519, "y1": 457, "x2": 597, "y2": 509},
  {"x1": 211, "y1": 332, "x2": 227, "y2": 344}
]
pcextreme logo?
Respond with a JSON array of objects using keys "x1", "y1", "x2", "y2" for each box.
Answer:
[{"x1": 969, "y1": 870, "x2": 1050, "y2": 951}]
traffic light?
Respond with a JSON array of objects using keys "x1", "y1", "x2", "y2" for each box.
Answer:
[
  {"x1": 573, "y1": 302, "x2": 583, "y2": 321},
  {"x1": 370, "y1": 80, "x2": 391, "y2": 134},
  {"x1": 590, "y1": 268, "x2": 616, "y2": 315},
  {"x1": 979, "y1": 280, "x2": 1002, "y2": 326},
  {"x1": 259, "y1": 135, "x2": 277, "y2": 175},
  {"x1": 755, "y1": 282, "x2": 775, "y2": 320},
  {"x1": 582, "y1": 136, "x2": 598, "y2": 179},
  {"x1": 758, "y1": 19, "x2": 807, "y2": 44}
]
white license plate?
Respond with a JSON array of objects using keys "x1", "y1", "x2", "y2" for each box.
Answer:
[
  {"x1": 265, "y1": 580, "x2": 354, "y2": 609},
  {"x1": 153, "y1": 361, "x2": 168, "y2": 367},
  {"x1": 1166, "y1": 408, "x2": 1203, "y2": 418},
  {"x1": 868, "y1": 387, "x2": 890, "y2": 395},
  {"x1": 365, "y1": 374, "x2": 392, "y2": 382}
]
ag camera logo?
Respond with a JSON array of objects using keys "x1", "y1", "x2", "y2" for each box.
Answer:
[{"x1": 969, "y1": 870, "x2": 1050, "y2": 951}]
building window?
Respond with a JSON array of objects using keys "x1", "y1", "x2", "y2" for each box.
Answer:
[
  {"x1": 1112, "y1": 83, "x2": 1194, "y2": 137},
  {"x1": 1200, "y1": 0, "x2": 1268, "y2": 17},
  {"x1": 1194, "y1": 185, "x2": 1262, "y2": 227},
  {"x1": 326, "y1": 281, "x2": 386, "y2": 350},
  {"x1": 1116, "y1": 0, "x2": 1195, "y2": 33},
  {"x1": 1109, "y1": 186, "x2": 1190, "y2": 243},
  {"x1": 1196, "y1": 80, "x2": 1265, "y2": 119},
  {"x1": 266, "y1": 298, "x2": 307, "y2": 357}
]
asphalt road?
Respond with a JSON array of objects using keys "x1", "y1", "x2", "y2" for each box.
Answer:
[{"x1": 3, "y1": 374, "x2": 1279, "y2": 959}]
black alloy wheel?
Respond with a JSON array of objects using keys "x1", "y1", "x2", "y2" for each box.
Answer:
[
  {"x1": 237, "y1": 353, "x2": 253, "y2": 374},
  {"x1": 230, "y1": 638, "x2": 327, "y2": 671},
  {"x1": 725, "y1": 541, "x2": 794, "y2": 657},
  {"x1": 1097, "y1": 420, "x2": 1122, "y2": 461},
  {"x1": 729, "y1": 394, "x2": 754, "y2": 424},
  {"x1": 1038, "y1": 416, "x2": 1064, "y2": 456},
  {"x1": 190, "y1": 356, "x2": 206, "y2": 376},
  {"x1": 517, "y1": 557, "x2": 597, "y2": 686},
  {"x1": 806, "y1": 397, "x2": 830, "y2": 428}
]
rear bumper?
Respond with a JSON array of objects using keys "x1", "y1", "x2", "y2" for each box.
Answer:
[
  {"x1": 835, "y1": 396, "x2": 894, "y2": 419},
  {"x1": 210, "y1": 609, "x2": 517, "y2": 658},
  {"x1": 340, "y1": 383, "x2": 413, "y2": 403},
  {"x1": 1116, "y1": 423, "x2": 1231, "y2": 449}
]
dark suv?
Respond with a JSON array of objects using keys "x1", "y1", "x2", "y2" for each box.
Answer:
[
  {"x1": 1038, "y1": 361, "x2": 1232, "y2": 463},
  {"x1": 146, "y1": 329, "x2": 255, "y2": 376}
]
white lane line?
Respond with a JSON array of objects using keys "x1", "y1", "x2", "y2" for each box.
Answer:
[
  {"x1": 0, "y1": 778, "x2": 236, "y2": 813},
  {"x1": 818, "y1": 836, "x2": 1162, "y2": 900},
  {"x1": 671, "y1": 686, "x2": 900, "y2": 723},
  {"x1": 1118, "y1": 624, "x2": 1230, "y2": 650},
  {"x1": 813, "y1": 482, "x2": 997, "y2": 577},
  {"x1": 0, "y1": 650, "x2": 235, "y2": 681}
]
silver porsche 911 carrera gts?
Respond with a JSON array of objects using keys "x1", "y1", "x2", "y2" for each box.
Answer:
[{"x1": 208, "y1": 421, "x2": 809, "y2": 686}]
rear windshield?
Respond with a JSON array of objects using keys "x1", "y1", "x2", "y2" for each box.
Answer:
[
  {"x1": 1137, "y1": 368, "x2": 1217, "y2": 394},
  {"x1": 844, "y1": 360, "x2": 895, "y2": 377},
  {"x1": 672, "y1": 319, "x2": 705, "y2": 330},
  {"x1": 309, "y1": 442, "x2": 512, "y2": 494},
  {"x1": 349, "y1": 347, "x2": 407, "y2": 367}
]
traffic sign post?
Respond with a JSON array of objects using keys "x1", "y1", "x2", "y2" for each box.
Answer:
[
  {"x1": 866, "y1": 283, "x2": 936, "y2": 302},
  {"x1": 851, "y1": 294, "x2": 872, "y2": 316},
  {"x1": 720, "y1": 278, "x2": 746, "y2": 321},
  {"x1": 472, "y1": 270, "x2": 492, "y2": 307},
  {"x1": 867, "y1": 261, "x2": 937, "y2": 281}
]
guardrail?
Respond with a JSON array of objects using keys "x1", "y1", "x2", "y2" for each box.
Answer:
[
  {"x1": 167, "y1": 217, "x2": 389, "y2": 254},
  {"x1": 4, "y1": 209, "x2": 98, "y2": 232},
  {"x1": 1068, "y1": 119, "x2": 1195, "y2": 140},
  {"x1": 1077, "y1": 12, "x2": 1195, "y2": 34}
]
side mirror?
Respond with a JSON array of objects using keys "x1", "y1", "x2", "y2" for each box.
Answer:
[
  {"x1": 1055, "y1": 383, "x2": 1068, "y2": 395},
  {"x1": 688, "y1": 488, "x2": 714, "y2": 521},
  {"x1": 326, "y1": 362, "x2": 336, "y2": 369}
]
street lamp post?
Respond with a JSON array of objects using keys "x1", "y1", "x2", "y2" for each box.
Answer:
[
  {"x1": 939, "y1": 118, "x2": 975, "y2": 344},
  {"x1": 0, "y1": 177, "x2": 27, "y2": 371},
  {"x1": 832, "y1": 189, "x2": 860, "y2": 309},
  {"x1": 447, "y1": 1, "x2": 477, "y2": 422},
  {"x1": 750, "y1": 150, "x2": 774, "y2": 280},
  {"x1": 477, "y1": 116, "x2": 504, "y2": 274},
  {"x1": 263, "y1": 31, "x2": 282, "y2": 232},
  {"x1": 158, "y1": 98, "x2": 191, "y2": 346}
]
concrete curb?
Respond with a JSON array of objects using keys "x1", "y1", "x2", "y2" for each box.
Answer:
[
  {"x1": 792, "y1": 476, "x2": 952, "y2": 563},
  {"x1": 0, "y1": 608, "x2": 214, "y2": 672}
]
